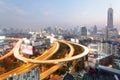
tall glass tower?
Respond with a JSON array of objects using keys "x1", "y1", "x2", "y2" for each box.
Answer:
[{"x1": 107, "y1": 8, "x2": 113, "y2": 29}]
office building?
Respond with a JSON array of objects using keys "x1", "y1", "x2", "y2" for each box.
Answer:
[
  {"x1": 105, "y1": 8, "x2": 118, "y2": 41},
  {"x1": 107, "y1": 8, "x2": 113, "y2": 29}
]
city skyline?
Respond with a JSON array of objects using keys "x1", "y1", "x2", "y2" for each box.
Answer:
[{"x1": 0, "y1": 0, "x2": 120, "y2": 29}]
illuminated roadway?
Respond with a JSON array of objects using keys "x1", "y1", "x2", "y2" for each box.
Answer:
[
  {"x1": 0, "y1": 39, "x2": 60, "y2": 79},
  {"x1": 13, "y1": 39, "x2": 88, "y2": 64},
  {"x1": 40, "y1": 41, "x2": 89, "y2": 79},
  {"x1": 13, "y1": 38, "x2": 88, "y2": 79},
  {"x1": 0, "y1": 38, "x2": 20, "y2": 61},
  {"x1": 0, "y1": 38, "x2": 75, "y2": 79},
  {"x1": 0, "y1": 38, "x2": 89, "y2": 80},
  {"x1": 40, "y1": 40, "x2": 75, "y2": 79},
  {"x1": 0, "y1": 38, "x2": 75, "y2": 80},
  {"x1": 0, "y1": 49, "x2": 13, "y2": 61}
]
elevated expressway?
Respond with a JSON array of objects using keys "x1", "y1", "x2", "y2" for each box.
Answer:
[
  {"x1": 40, "y1": 41, "x2": 89, "y2": 79},
  {"x1": 0, "y1": 38, "x2": 89, "y2": 80},
  {"x1": 40, "y1": 40, "x2": 75, "y2": 79},
  {"x1": 13, "y1": 39, "x2": 89, "y2": 80},
  {"x1": 0, "y1": 39, "x2": 60, "y2": 79},
  {"x1": 0, "y1": 39, "x2": 75, "y2": 79},
  {"x1": 13, "y1": 39, "x2": 75, "y2": 80},
  {"x1": 0, "y1": 38, "x2": 20, "y2": 61},
  {"x1": 13, "y1": 40, "x2": 88, "y2": 64}
]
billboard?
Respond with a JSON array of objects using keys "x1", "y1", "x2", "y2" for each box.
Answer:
[
  {"x1": 4, "y1": 67, "x2": 40, "y2": 80},
  {"x1": 21, "y1": 44, "x2": 33, "y2": 55}
]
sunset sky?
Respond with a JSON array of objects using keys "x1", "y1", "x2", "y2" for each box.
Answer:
[{"x1": 0, "y1": 0, "x2": 120, "y2": 29}]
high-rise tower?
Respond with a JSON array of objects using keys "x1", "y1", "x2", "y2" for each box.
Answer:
[
  {"x1": 104, "y1": 7, "x2": 118, "y2": 55},
  {"x1": 107, "y1": 8, "x2": 113, "y2": 29},
  {"x1": 105, "y1": 7, "x2": 118, "y2": 41}
]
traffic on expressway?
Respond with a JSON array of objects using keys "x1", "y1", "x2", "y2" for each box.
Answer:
[
  {"x1": 13, "y1": 39, "x2": 89, "y2": 64},
  {"x1": 0, "y1": 37, "x2": 89, "y2": 80}
]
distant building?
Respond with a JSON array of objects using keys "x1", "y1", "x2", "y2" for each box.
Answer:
[
  {"x1": 93, "y1": 25, "x2": 97, "y2": 35},
  {"x1": 81, "y1": 26, "x2": 87, "y2": 36},
  {"x1": 105, "y1": 8, "x2": 118, "y2": 41},
  {"x1": 104, "y1": 8, "x2": 118, "y2": 58},
  {"x1": 107, "y1": 8, "x2": 113, "y2": 29}
]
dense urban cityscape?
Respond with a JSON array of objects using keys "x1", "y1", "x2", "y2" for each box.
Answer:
[{"x1": 0, "y1": 0, "x2": 120, "y2": 80}]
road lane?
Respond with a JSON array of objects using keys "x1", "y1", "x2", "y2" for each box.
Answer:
[
  {"x1": 0, "y1": 38, "x2": 20, "y2": 61},
  {"x1": 40, "y1": 40, "x2": 75, "y2": 80},
  {"x1": 0, "y1": 38, "x2": 89, "y2": 80},
  {"x1": 14, "y1": 42, "x2": 88, "y2": 64},
  {"x1": 0, "y1": 39, "x2": 60, "y2": 79}
]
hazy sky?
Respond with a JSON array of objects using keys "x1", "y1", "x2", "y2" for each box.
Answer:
[{"x1": 0, "y1": 0, "x2": 120, "y2": 29}]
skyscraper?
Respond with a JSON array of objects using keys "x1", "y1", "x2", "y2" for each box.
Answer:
[
  {"x1": 107, "y1": 8, "x2": 113, "y2": 29},
  {"x1": 104, "y1": 7, "x2": 118, "y2": 55}
]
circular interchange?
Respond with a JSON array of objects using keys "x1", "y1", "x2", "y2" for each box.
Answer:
[{"x1": 14, "y1": 39, "x2": 89, "y2": 64}]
